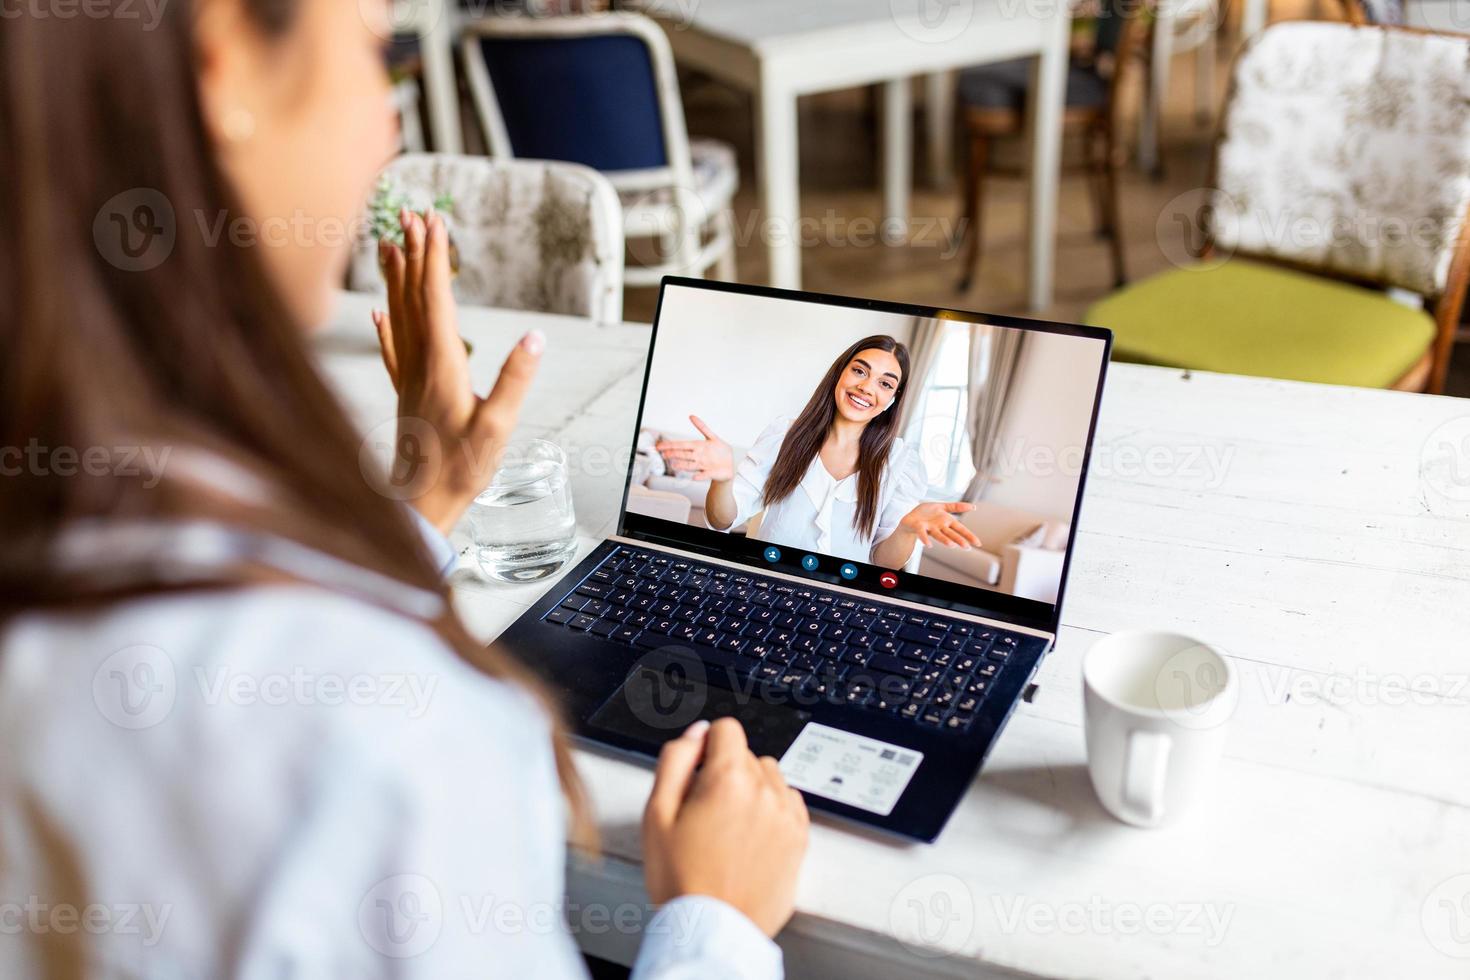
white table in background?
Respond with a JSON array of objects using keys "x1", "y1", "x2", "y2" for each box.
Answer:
[
  {"x1": 319, "y1": 290, "x2": 1470, "y2": 979},
  {"x1": 638, "y1": 0, "x2": 1072, "y2": 310}
]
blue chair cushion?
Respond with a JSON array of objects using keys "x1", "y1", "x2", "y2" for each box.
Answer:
[
  {"x1": 957, "y1": 58, "x2": 1108, "y2": 113},
  {"x1": 479, "y1": 33, "x2": 668, "y2": 172}
]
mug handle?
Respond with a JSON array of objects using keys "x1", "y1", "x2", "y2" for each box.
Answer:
[{"x1": 1121, "y1": 730, "x2": 1171, "y2": 824}]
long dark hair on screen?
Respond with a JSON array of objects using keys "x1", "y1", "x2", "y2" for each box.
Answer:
[
  {"x1": 762, "y1": 335, "x2": 910, "y2": 539},
  {"x1": 0, "y1": 1, "x2": 591, "y2": 842}
]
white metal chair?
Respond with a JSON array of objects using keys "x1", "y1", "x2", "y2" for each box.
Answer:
[
  {"x1": 348, "y1": 154, "x2": 625, "y2": 323},
  {"x1": 460, "y1": 12, "x2": 739, "y2": 287}
]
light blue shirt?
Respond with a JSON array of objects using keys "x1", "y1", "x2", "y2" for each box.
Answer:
[{"x1": 0, "y1": 512, "x2": 783, "y2": 979}]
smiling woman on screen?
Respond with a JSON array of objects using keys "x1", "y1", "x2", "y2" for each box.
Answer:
[
  {"x1": 0, "y1": 0, "x2": 807, "y2": 976},
  {"x1": 656, "y1": 335, "x2": 982, "y2": 569}
]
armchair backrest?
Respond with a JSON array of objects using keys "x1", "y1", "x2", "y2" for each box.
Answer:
[
  {"x1": 349, "y1": 154, "x2": 624, "y2": 323},
  {"x1": 1210, "y1": 22, "x2": 1470, "y2": 299},
  {"x1": 461, "y1": 13, "x2": 693, "y2": 189}
]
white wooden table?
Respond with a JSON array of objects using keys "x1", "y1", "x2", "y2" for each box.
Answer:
[
  {"x1": 319, "y1": 290, "x2": 1470, "y2": 978},
  {"x1": 637, "y1": 0, "x2": 1072, "y2": 310}
]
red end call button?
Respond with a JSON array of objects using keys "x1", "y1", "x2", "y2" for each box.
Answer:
[{"x1": 879, "y1": 571, "x2": 898, "y2": 589}]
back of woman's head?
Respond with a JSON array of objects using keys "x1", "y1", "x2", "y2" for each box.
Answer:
[
  {"x1": 0, "y1": 0, "x2": 591, "y2": 837},
  {"x1": 0, "y1": 0, "x2": 423, "y2": 600}
]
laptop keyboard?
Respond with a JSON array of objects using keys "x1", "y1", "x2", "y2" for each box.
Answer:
[{"x1": 540, "y1": 546, "x2": 1031, "y2": 735}]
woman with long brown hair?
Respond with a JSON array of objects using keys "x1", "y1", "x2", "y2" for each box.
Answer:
[
  {"x1": 657, "y1": 336, "x2": 982, "y2": 569},
  {"x1": 0, "y1": 0, "x2": 806, "y2": 976}
]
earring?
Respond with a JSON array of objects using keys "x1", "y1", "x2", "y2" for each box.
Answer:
[{"x1": 221, "y1": 107, "x2": 256, "y2": 143}]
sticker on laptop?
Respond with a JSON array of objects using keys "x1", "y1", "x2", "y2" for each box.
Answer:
[{"x1": 779, "y1": 722, "x2": 924, "y2": 816}]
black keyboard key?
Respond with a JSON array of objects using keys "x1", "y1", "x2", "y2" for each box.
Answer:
[
  {"x1": 720, "y1": 635, "x2": 749, "y2": 654},
  {"x1": 900, "y1": 644, "x2": 933, "y2": 663},
  {"x1": 612, "y1": 625, "x2": 642, "y2": 644},
  {"x1": 872, "y1": 637, "x2": 903, "y2": 656},
  {"x1": 648, "y1": 619, "x2": 675, "y2": 635},
  {"x1": 899, "y1": 626, "x2": 946, "y2": 646},
  {"x1": 589, "y1": 619, "x2": 619, "y2": 637},
  {"x1": 866, "y1": 654, "x2": 922, "y2": 678},
  {"x1": 575, "y1": 582, "x2": 613, "y2": 600},
  {"x1": 977, "y1": 663, "x2": 1000, "y2": 679},
  {"x1": 569, "y1": 613, "x2": 599, "y2": 631},
  {"x1": 581, "y1": 599, "x2": 611, "y2": 617},
  {"x1": 545, "y1": 607, "x2": 574, "y2": 625}
]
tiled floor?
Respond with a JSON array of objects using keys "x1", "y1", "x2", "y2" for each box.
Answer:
[{"x1": 621, "y1": 13, "x2": 1470, "y2": 397}]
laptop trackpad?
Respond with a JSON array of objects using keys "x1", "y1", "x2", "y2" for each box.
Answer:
[{"x1": 588, "y1": 654, "x2": 811, "y2": 757}]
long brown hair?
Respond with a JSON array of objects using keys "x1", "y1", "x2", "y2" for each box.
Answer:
[
  {"x1": 0, "y1": 2, "x2": 591, "y2": 842},
  {"x1": 762, "y1": 335, "x2": 910, "y2": 539}
]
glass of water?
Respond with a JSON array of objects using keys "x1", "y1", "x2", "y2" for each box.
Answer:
[{"x1": 468, "y1": 440, "x2": 577, "y2": 583}]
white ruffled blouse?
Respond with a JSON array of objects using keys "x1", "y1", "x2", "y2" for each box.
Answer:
[{"x1": 717, "y1": 417, "x2": 930, "y2": 564}]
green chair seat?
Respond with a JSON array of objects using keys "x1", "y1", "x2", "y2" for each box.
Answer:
[{"x1": 1084, "y1": 259, "x2": 1435, "y2": 388}]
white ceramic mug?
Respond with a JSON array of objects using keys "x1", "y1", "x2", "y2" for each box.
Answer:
[{"x1": 1082, "y1": 631, "x2": 1237, "y2": 828}]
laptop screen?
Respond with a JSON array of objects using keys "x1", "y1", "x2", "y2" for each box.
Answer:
[{"x1": 618, "y1": 280, "x2": 1111, "y2": 631}]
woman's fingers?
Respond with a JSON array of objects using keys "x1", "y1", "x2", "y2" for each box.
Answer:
[
  {"x1": 936, "y1": 525, "x2": 970, "y2": 549},
  {"x1": 951, "y1": 521, "x2": 983, "y2": 548},
  {"x1": 401, "y1": 210, "x2": 427, "y2": 327},
  {"x1": 646, "y1": 720, "x2": 711, "y2": 829},
  {"x1": 702, "y1": 717, "x2": 750, "y2": 767},
  {"x1": 655, "y1": 439, "x2": 702, "y2": 453},
  {"x1": 372, "y1": 309, "x2": 399, "y2": 390},
  {"x1": 689, "y1": 415, "x2": 718, "y2": 441},
  {"x1": 472, "y1": 329, "x2": 544, "y2": 444},
  {"x1": 380, "y1": 239, "x2": 412, "y2": 376},
  {"x1": 419, "y1": 211, "x2": 461, "y2": 366}
]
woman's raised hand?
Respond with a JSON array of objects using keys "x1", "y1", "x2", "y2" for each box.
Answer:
[
  {"x1": 372, "y1": 208, "x2": 543, "y2": 533},
  {"x1": 655, "y1": 415, "x2": 735, "y2": 483},
  {"x1": 900, "y1": 501, "x2": 983, "y2": 549},
  {"x1": 642, "y1": 718, "x2": 809, "y2": 938}
]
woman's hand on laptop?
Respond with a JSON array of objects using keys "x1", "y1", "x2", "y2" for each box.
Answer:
[
  {"x1": 372, "y1": 208, "x2": 544, "y2": 534},
  {"x1": 654, "y1": 416, "x2": 735, "y2": 483},
  {"x1": 642, "y1": 717, "x2": 809, "y2": 937}
]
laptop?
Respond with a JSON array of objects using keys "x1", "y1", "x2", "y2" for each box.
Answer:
[{"x1": 499, "y1": 278, "x2": 1111, "y2": 842}]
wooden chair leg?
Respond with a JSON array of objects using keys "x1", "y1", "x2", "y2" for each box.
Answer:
[
  {"x1": 1099, "y1": 125, "x2": 1127, "y2": 288},
  {"x1": 1085, "y1": 127, "x2": 1108, "y2": 240},
  {"x1": 956, "y1": 133, "x2": 988, "y2": 293}
]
